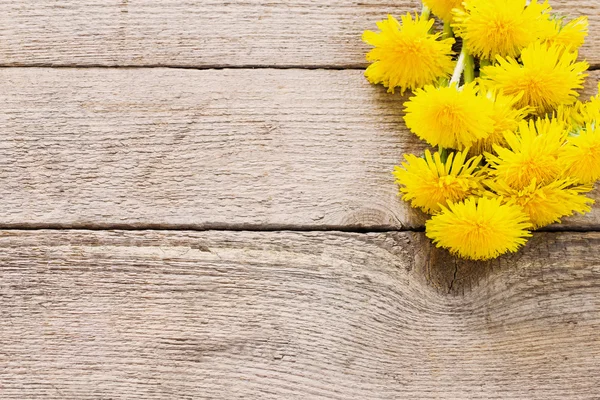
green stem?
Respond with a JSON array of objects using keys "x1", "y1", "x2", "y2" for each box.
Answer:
[
  {"x1": 421, "y1": 4, "x2": 431, "y2": 20},
  {"x1": 464, "y1": 53, "x2": 475, "y2": 84},
  {"x1": 438, "y1": 145, "x2": 448, "y2": 162},
  {"x1": 443, "y1": 21, "x2": 454, "y2": 40},
  {"x1": 478, "y1": 58, "x2": 491, "y2": 78}
]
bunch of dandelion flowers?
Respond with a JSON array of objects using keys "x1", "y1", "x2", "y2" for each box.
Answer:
[{"x1": 363, "y1": 1, "x2": 598, "y2": 261}]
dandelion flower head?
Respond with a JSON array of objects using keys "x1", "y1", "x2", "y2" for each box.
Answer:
[
  {"x1": 470, "y1": 90, "x2": 531, "y2": 155},
  {"x1": 426, "y1": 197, "x2": 532, "y2": 260},
  {"x1": 561, "y1": 123, "x2": 600, "y2": 184},
  {"x1": 363, "y1": 14, "x2": 455, "y2": 94},
  {"x1": 486, "y1": 179, "x2": 593, "y2": 228},
  {"x1": 541, "y1": 15, "x2": 588, "y2": 51},
  {"x1": 481, "y1": 41, "x2": 588, "y2": 115},
  {"x1": 393, "y1": 149, "x2": 486, "y2": 214},
  {"x1": 453, "y1": 0, "x2": 552, "y2": 60},
  {"x1": 404, "y1": 83, "x2": 495, "y2": 149},
  {"x1": 486, "y1": 118, "x2": 566, "y2": 189}
]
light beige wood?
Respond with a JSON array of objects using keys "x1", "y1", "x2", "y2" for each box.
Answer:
[
  {"x1": 0, "y1": 0, "x2": 597, "y2": 67},
  {"x1": 0, "y1": 67, "x2": 422, "y2": 230},
  {"x1": 0, "y1": 229, "x2": 599, "y2": 399},
  {"x1": 1, "y1": 68, "x2": 599, "y2": 230}
]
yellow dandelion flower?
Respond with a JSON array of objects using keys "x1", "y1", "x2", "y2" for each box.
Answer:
[
  {"x1": 486, "y1": 118, "x2": 566, "y2": 189},
  {"x1": 452, "y1": 0, "x2": 551, "y2": 60},
  {"x1": 426, "y1": 197, "x2": 532, "y2": 260},
  {"x1": 470, "y1": 91, "x2": 530, "y2": 155},
  {"x1": 554, "y1": 84, "x2": 600, "y2": 129},
  {"x1": 423, "y1": 0, "x2": 464, "y2": 22},
  {"x1": 403, "y1": 83, "x2": 495, "y2": 149},
  {"x1": 561, "y1": 124, "x2": 600, "y2": 184},
  {"x1": 480, "y1": 42, "x2": 588, "y2": 114},
  {"x1": 579, "y1": 96, "x2": 600, "y2": 126},
  {"x1": 541, "y1": 16, "x2": 588, "y2": 51},
  {"x1": 363, "y1": 14, "x2": 455, "y2": 94},
  {"x1": 486, "y1": 179, "x2": 593, "y2": 228},
  {"x1": 393, "y1": 149, "x2": 486, "y2": 214},
  {"x1": 555, "y1": 101, "x2": 587, "y2": 130}
]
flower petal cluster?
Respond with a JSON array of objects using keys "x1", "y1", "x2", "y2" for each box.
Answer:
[{"x1": 423, "y1": 0, "x2": 464, "y2": 22}]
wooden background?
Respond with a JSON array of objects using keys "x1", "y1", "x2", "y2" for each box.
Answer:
[{"x1": 0, "y1": 1, "x2": 599, "y2": 398}]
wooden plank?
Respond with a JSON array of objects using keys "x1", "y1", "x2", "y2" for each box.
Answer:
[
  {"x1": 0, "y1": 0, "x2": 598, "y2": 67},
  {"x1": 1, "y1": 67, "x2": 599, "y2": 230},
  {"x1": 0, "y1": 229, "x2": 599, "y2": 399}
]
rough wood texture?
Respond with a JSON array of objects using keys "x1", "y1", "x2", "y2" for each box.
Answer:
[
  {"x1": 1, "y1": 68, "x2": 599, "y2": 230},
  {"x1": 0, "y1": 229, "x2": 599, "y2": 399},
  {"x1": 0, "y1": 0, "x2": 598, "y2": 67}
]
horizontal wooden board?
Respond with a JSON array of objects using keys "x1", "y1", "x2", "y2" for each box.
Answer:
[
  {"x1": 0, "y1": 0, "x2": 598, "y2": 67},
  {"x1": 0, "y1": 229, "x2": 599, "y2": 399},
  {"x1": 1, "y1": 68, "x2": 599, "y2": 230}
]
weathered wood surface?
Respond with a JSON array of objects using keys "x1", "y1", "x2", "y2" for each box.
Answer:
[
  {"x1": 0, "y1": 0, "x2": 598, "y2": 68},
  {"x1": 0, "y1": 230, "x2": 599, "y2": 399},
  {"x1": 2, "y1": 1, "x2": 600, "y2": 397},
  {"x1": 1, "y1": 67, "x2": 599, "y2": 230}
]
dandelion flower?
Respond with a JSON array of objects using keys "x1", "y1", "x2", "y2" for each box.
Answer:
[
  {"x1": 480, "y1": 42, "x2": 588, "y2": 114},
  {"x1": 554, "y1": 92, "x2": 600, "y2": 130},
  {"x1": 542, "y1": 16, "x2": 588, "y2": 51},
  {"x1": 393, "y1": 149, "x2": 486, "y2": 214},
  {"x1": 561, "y1": 124, "x2": 600, "y2": 184},
  {"x1": 452, "y1": 0, "x2": 552, "y2": 60},
  {"x1": 470, "y1": 91, "x2": 530, "y2": 155},
  {"x1": 426, "y1": 197, "x2": 532, "y2": 260},
  {"x1": 423, "y1": 0, "x2": 464, "y2": 22},
  {"x1": 555, "y1": 101, "x2": 587, "y2": 130},
  {"x1": 486, "y1": 119, "x2": 566, "y2": 189},
  {"x1": 486, "y1": 179, "x2": 593, "y2": 228},
  {"x1": 363, "y1": 14, "x2": 455, "y2": 94},
  {"x1": 579, "y1": 95, "x2": 600, "y2": 126},
  {"x1": 404, "y1": 83, "x2": 495, "y2": 149}
]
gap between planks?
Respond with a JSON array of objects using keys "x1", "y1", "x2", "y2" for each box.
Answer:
[
  {"x1": 2, "y1": 224, "x2": 600, "y2": 234},
  {"x1": 0, "y1": 64, "x2": 600, "y2": 71}
]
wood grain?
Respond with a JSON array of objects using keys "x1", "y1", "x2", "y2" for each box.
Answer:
[
  {"x1": 1, "y1": 67, "x2": 598, "y2": 230},
  {"x1": 0, "y1": 0, "x2": 598, "y2": 68},
  {"x1": 0, "y1": 229, "x2": 599, "y2": 399}
]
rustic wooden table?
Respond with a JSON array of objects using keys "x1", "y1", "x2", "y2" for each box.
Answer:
[{"x1": 0, "y1": 1, "x2": 599, "y2": 398}]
